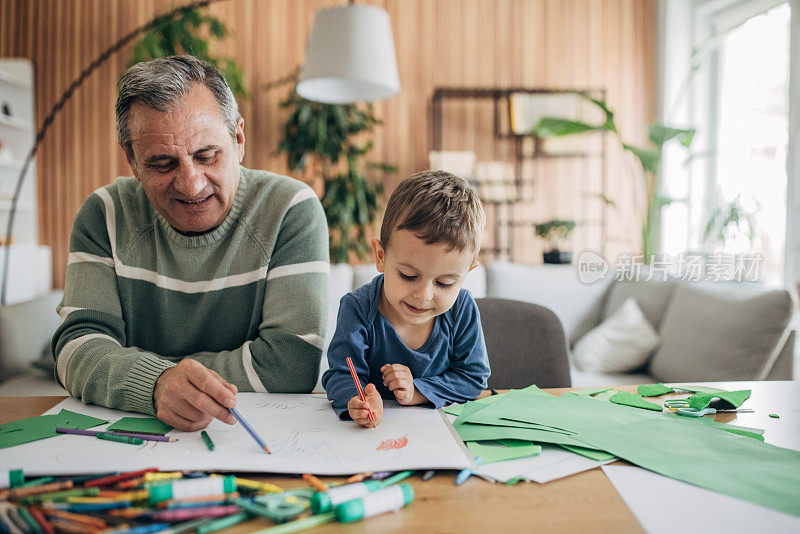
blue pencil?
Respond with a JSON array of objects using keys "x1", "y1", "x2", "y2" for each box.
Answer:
[{"x1": 229, "y1": 407, "x2": 271, "y2": 454}]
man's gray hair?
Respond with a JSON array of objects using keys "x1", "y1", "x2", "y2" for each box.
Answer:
[{"x1": 116, "y1": 55, "x2": 240, "y2": 158}]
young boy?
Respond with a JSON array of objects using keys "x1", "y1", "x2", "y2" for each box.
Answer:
[{"x1": 322, "y1": 170, "x2": 491, "y2": 427}]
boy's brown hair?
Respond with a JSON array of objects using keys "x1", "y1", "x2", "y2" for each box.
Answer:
[{"x1": 380, "y1": 170, "x2": 486, "y2": 254}]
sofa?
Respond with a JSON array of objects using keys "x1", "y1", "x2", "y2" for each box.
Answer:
[{"x1": 0, "y1": 260, "x2": 795, "y2": 397}]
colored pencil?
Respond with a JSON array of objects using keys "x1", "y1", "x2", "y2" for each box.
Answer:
[
  {"x1": 84, "y1": 469, "x2": 158, "y2": 488},
  {"x1": 0, "y1": 480, "x2": 74, "y2": 500},
  {"x1": 345, "y1": 357, "x2": 375, "y2": 423},
  {"x1": 27, "y1": 507, "x2": 55, "y2": 534},
  {"x1": 200, "y1": 431, "x2": 214, "y2": 451},
  {"x1": 55, "y1": 428, "x2": 176, "y2": 443},
  {"x1": 345, "y1": 472, "x2": 373, "y2": 484},
  {"x1": 229, "y1": 407, "x2": 270, "y2": 454},
  {"x1": 96, "y1": 433, "x2": 143, "y2": 445},
  {"x1": 301, "y1": 474, "x2": 327, "y2": 492}
]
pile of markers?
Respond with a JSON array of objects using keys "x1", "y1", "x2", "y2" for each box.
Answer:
[{"x1": 0, "y1": 468, "x2": 415, "y2": 534}]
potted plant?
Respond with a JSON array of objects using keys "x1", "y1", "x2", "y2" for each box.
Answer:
[{"x1": 535, "y1": 219, "x2": 577, "y2": 264}]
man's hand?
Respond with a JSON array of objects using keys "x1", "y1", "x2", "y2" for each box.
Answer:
[
  {"x1": 347, "y1": 383, "x2": 383, "y2": 427},
  {"x1": 153, "y1": 359, "x2": 238, "y2": 431},
  {"x1": 381, "y1": 364, "x2": 429, "y2": 405}
]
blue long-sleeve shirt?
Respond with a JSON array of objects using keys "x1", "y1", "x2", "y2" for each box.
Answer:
[{"x1": 322, "y1": 275, "x2": 490, "y2": 417}]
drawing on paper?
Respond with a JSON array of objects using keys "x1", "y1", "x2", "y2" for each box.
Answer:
[{"x1": 376, "y1": 434, "x2": 408, "y2": 451}]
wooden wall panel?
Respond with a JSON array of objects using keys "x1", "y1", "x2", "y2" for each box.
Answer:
[{"x1": 0, "y1": 0, "x2": 656, "y2": 288}]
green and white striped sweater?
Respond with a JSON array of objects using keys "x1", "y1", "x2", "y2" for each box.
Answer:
[{"x1": 52, "y1": 167, "x2": 329, "y2": 415}]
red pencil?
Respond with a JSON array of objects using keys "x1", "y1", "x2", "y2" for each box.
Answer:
[
  {"x1": 84, "y1": 468, "x2": 158, "y2": 488},
  {"x1": 345, "y1": 357, "x2": 376, "y2": 423}
]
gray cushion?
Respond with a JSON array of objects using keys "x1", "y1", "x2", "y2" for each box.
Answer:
[
  {"x1": 602, "y1": 277, "x2": 676, "y2": 331},
  {"x1": 0, "y1": 291, "x2": 63, "y2": 383},
  {"x1": 648, "y1": 282, "x2": 793, "y2": 381},
  {"x1": 486, "y1": 261, "x2": 612, "y2": 345}
]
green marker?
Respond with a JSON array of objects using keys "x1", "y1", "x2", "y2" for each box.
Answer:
[
  {"x1": 96, "y1": 432, "x2": 144, "y2": 445},
  {"x1": 201, "y1": 431, "x2": 215, "y2": 451},
  {"x1": 334, "y1": 483, "x2": 414, "y2": 523},
  {"x1": 770, "y1": 413, "x2": 780, "y2": 418},
  {"x1": 310, "y1": 470, "x2": 413, "y2": 514},
  {"x1": 0, "y1": 469, "x2": 24, "y2": 489}
]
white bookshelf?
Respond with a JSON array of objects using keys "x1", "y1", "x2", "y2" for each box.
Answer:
[{"x1": 0, "y1": 58, "x2": 51, "y2": 304}]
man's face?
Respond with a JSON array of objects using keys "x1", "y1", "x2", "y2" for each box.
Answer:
[{"x1": 124, "y1": 83, "x2": 245, "y2": 235}]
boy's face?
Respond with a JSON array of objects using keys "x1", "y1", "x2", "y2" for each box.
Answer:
[{"x1": 372, "y1": 230, "x2": 478, "y2": 329}]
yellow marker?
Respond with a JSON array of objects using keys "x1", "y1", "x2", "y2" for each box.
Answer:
[
  {"x1": 211, "y1": 474, "x2": 283, "y2": 493},
  {"x1": 144, "y1": 472, "x2": 184, "y2": 483}
]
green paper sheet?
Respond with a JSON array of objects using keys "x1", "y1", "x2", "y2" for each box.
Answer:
[
  {"x1": 637, "y1": 383, "x2": 674, "y2": 397},
  {"x1": 0, "y1": 409, "x2": 107, "y2": 449},
  {"x1": 107, "y1": 417, "x2": 173, "y2": 435},
  {"x1": 569, "y1": 387, "x2": 613, "y2": 397},
  {"x1": 454, "y1": 392, "x2": 613, "y2": 460},
  {"x1": 559, "y1": 444, "x2": 616, "y2": 461},
  {"x1": 674, "y1": 385, "x2": 728, "y2": 394},
  {"x1": 687, "y1": 390, "x2": 751, "y2": 410},
  {"x1": 609, "y1": 391, "x2": 663, "y2": 412},
  {"x1": 497, "y1": 392, "x2": 800, "y2": 517},
  {"x1": 466, "y1": 440, "x2": 542, "y2": 464},
  {"x1": 592, "y1": 389, "x2": 617, "y2": 402}
]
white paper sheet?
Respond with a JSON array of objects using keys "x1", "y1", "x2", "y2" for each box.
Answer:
[
  {"x1": 602, "y1": 465, "x2": 800, "y2": 533},
  {"x1": 1, "y1": 393, "x2": 472, "y2": 476},
  {"x1": 476, "y1": 444, "x2": 615, "y2": 484}
]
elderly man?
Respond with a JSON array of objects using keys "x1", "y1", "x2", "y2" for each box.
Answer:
[{"x1": 52, "y1": 56, "x2": 329, "y2": 431}]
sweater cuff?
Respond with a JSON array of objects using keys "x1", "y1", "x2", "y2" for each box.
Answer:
[
  {"x1": 123, "y1": 356, "x2": 176, "y2": 415},
  {"x1": 412, "y1": 379, "x2": 446, "y2": 409}
]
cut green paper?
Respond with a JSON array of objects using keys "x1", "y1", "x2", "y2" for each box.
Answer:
[
  {"x1": 674, "y1": 385, "x2": 728, "y2": 394},
  {"x1": 559, "y1": 444, "x2": 616, "y2": 461},
  {"x1": 107, "y1": 417, "x2": 173, "y2": 435},
  {"x1": 592, "y1": 389, "x2": 617, "y2": 402},
  {"x1": 466, "y1": 440, "x2": 542, "y2": 464},
  {"x1": 637, "y1": 383, "x2": 674, "y2": 397},
  {"x1": 687, "y1": 390, "x2": 751, "y2": 410},
  {"x1": 0, "y1": 409, "x2": 107, "y2": 449},
  {"x1": 569, "y1": 387, "x2": 612, "y2": 397},
  {"x1": 609, "y1": 391, "x2": 663, "y2": 412},
  {"x1": 497, "y1": 392, "x2": 800, "y2": 517}
]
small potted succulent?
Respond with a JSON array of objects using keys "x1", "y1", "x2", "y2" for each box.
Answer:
[{"x1": 535, "y1": 219, "x2": 577, "y2": 264}]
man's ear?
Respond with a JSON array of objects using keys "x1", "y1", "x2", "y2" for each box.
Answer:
[
  {"x1": 235, "y1": 117, "x2": 245, "y2": 162},
  {"x1": 371, "y1": 239, "x2": 386, "y2": 273}
]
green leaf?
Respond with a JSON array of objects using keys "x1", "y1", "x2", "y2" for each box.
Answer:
[
  {"x1": 648, "y1": 125, "x2": 696, "y2": 148},
  {"x1": 534, "y1": 118, "x2": 597, "y2": 137},
  {"x1": 623, "y1": 144, "x2": 661, "y2": 175}
]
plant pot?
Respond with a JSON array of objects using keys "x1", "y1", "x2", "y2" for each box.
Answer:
[{"x1": 543, "y1": 250, "x2": 573, "y2": 264}]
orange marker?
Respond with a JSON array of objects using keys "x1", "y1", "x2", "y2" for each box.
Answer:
[{"x1": 346, "y1": 357, "x2": 376, "y2": 423}]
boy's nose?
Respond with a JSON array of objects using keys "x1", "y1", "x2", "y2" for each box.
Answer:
[{"x1": 414, "y1": 282, "x2": 434, "y2": 302}]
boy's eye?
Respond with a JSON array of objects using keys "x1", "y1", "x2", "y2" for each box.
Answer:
[
  {"x1": 399, "y1": 272, "x2": 416, "y2": 281},
  {"x1": 436, "y1": 281, "x2": 454, "y2": 289}
]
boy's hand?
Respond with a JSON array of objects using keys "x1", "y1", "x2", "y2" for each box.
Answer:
[
  {"x1": 347, "y1": 383, "x2": 383, "y2": 427},
  {"x1": 381, "y1": 363, "x2": 417, "y2": 405}
]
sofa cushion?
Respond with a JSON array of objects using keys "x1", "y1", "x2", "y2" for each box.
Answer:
[
  {"x1": 486, "y1": 261, "x2": 611, "y2": 344},
  {"x1": 573, "y1": 298, "x2": 660, "y2": 373},
  {"x1": 648, "y1": 282, "x2": 794, "y2": 381},
  {"x1": 0, "y1": 291, "x2": 63, "y2": 383},
  {"x1": 569, "y1": 366, "x2": 653, "y2": 388},
  {"x1": 602, "y1": 277, "x2": 676, "y2": 331}
]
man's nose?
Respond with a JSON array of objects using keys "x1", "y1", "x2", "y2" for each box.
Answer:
[{"x1": 173, "y1": 163, "x2": 207, "y2": 198}]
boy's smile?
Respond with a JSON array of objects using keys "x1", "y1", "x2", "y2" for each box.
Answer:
[{"x1": 373, "y1": 230, "x2": 478, "y2": 335}]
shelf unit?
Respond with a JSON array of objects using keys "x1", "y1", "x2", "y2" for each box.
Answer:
[
  {"x1": 0, "y1": 58, "x2": 50, "y2": 304},
  {"x1": 431, "y1": 87, "x2": 608, "y2": 262},
  {"x1": 0, "y1": 58, "x2": 37, "y2": 246}
]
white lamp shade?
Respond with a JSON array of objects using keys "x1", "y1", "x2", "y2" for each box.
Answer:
[{"x1": 297, "y1": 5, "x2": 401, "y2": 104}]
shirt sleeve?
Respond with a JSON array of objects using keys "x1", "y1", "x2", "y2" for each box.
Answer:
[
  {"x1": 186, "y1": 189, "x2": 329, "y2": 394},
  {"x1": 412, "y1": 292, "x2": 491, "y2": 408},
  {"x1": 321, "y1": 294, "x2": 371, "y2": 418},
  {"x1": 52, "y1": 192, "x2": 176, "y2": 416}
]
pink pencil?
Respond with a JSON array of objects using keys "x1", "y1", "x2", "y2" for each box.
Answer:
[
  {"x1": 56, "y1": 428, "x2": 177, "y2": 442},
  {"x1": 346, "y1": 357, "x2": 376, "y2": 423}
]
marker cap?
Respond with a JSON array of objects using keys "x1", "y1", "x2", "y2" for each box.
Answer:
[
  {"x1": 310, "y1": 480, "x2": 382, "y2": 514},
  {"x1": 10, "y1": 469, "x2": 24, "y2": 488}
]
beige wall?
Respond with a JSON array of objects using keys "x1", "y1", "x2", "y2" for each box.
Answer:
[{"x1": 0, "y1": 0, "x2": 656, "y2": 287}]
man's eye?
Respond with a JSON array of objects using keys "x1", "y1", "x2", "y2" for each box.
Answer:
[
  {"x1": 196, "y1": 152, "x2": 216, "y2": 164},
  {"x1": 399, "y1": 273, "x2": 416, "y2": 281},
  {"x1": 150, "y1": 163, "x2": 174, "y2": 172}
]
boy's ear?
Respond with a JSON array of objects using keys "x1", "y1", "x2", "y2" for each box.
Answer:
[{"x1": 371, "y1": 239, "x2": 386, "y2": 273}]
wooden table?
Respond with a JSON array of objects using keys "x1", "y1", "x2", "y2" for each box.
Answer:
[{"x1": 2, "y1": 381, "x2": 798, "y2": 533}]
